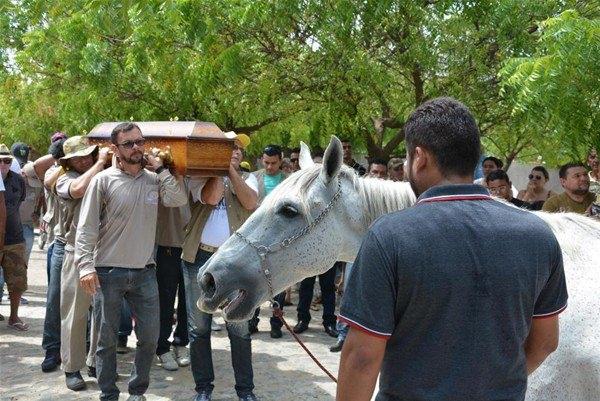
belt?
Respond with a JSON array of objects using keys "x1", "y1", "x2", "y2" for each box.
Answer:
[{"x1": 199, "y1": 243, "x2": 219, "y2": 254}]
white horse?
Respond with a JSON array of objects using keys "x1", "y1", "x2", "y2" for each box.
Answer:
[{"x1": 198, "y1": 136, "x2": 600, "y2": 400}]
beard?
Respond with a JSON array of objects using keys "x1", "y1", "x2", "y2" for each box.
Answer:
[
  {"x1": 406, "y1": 159, "x2": 421, "y2": 197},
  {"x1": 121, "y1": 150, "x2": 143, "y2": 165},
  {"x1": 572, "y1": 187, "x2": 590, "y2": 196}
]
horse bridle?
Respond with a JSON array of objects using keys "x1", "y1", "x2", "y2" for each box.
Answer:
[{"x1": 234, "y1": 178, "x2": 342, "y2": 307}]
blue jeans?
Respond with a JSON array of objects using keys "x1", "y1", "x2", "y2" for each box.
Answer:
[
  {"x1": 46, "y1": 242, "x2": 55, "y2": 284},
  {"x1": 42, "y1": 240, "x2": 64, "y2": 353},
  {"x1": 336, "y1": 262, "x2": 354, "y2": 342},
  {"x1": 119, "y1": 300, "x2": 133, "y2": 338},
  {"x1": 93, "y1": 266, "x2": 160, "y2": 401},
  {"x1": 182, "y1": 249, "x2": 254, "y2": 397}
]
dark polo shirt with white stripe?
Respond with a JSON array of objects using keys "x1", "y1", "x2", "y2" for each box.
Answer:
[{"x1": 340, "y1": 184, "x2": 567, "y2": 401}]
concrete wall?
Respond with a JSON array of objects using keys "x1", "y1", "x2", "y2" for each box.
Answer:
[{"x1": 505, "y1": 162, "x2": 562, "y2": 194}]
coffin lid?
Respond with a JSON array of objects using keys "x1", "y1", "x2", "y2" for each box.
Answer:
[{"x1": 87, "y1": 121, "x2": 226, "y2": 140}]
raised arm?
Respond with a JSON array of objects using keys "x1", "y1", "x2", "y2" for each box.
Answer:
[
  {"x1": 229, "y1": 166, "x2": 258, "y2": 211},
  {"x1": 67, "y1": 148, "x2": 110, "y2": 199},
  {"x1": 200, "y1": 177, "x2": 225, "y2": 206}
]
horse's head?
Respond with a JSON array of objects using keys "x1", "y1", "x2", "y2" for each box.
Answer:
[{"x1": 196, "y1": 136, "x2": 370, "y2": 321}]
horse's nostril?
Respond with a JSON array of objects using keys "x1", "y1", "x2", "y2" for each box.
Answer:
[{"x1": 200, "y1": 273, "x2": 216, "y2": 298}]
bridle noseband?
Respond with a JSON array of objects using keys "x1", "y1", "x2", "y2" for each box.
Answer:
[{"x1": 234, "y1": 178, "x2": 342, "y2": 306}]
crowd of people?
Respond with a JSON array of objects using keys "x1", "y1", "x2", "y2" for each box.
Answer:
[{"x1": 0, "y1": 105, "x2": 598, "y2": 401}]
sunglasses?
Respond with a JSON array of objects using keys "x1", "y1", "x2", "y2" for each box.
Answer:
[
  {"x1": 0, "y1": 158, "x2": 12, "y2": 165},
  {"x1": 529, "y1": 174, "x2": 544, "y2": 180},
  {"x1": 117, "y1": 139, "x2": 145, "y2": 149}
]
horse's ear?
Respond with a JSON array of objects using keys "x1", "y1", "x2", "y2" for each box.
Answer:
[
  {"x1": 299, "y1": 141, "x2": 314, "y2": 170},
  {"x1": 320, "y1": 136, "x2": 343, "y2": 184}
]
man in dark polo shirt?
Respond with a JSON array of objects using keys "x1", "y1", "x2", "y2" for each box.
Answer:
[{"x1": 337, "y1": 97, "x2": 568, "y2": 401}]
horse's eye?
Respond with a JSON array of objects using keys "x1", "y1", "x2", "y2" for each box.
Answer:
[{"x1": 278, "y1": 204, "x2": 299, "y2": 218}]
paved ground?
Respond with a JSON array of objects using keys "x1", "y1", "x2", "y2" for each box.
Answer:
[{"x1": 0, "y1": 243, "x2": 341, "y2": 400}]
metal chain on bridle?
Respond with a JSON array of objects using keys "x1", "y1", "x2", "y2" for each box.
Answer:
[{"x1": 234, "y1": 178, "x2": 343, "y2": 383}]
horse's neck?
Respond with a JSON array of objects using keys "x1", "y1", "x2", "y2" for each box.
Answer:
[{"x1": 354, "y1": 177, "x2": 416, "y2": 226}]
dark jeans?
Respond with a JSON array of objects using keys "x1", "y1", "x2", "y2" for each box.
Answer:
[
  {"x1": 42, "y1": 240, "x2": 64, "y2": 353},
  {"x1": 182, "y1": 249, "x2": 254, "y2": 397},
  {"x1": 249, "y1": 291, "x2": 287, "y2": 330},
  {"x1": 156, "y1": 245, "x2": 188, "y2": 355},
  {"x1": 94, "y1": 266, "x2": 160, "y2": 401},
  {"x1": 119, "y1": 300, "x2": 133, "y2": 338},
  {"x1": 297, "y1": 263, "x2": 339, "y2": 326},
  {"x1": 46, "y1": 241, "x2": 54, "y2": 283}
]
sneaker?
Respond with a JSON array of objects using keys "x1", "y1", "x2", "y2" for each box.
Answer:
[
  {"x1": 157, "y1": 351, "x2": 179, "y2": 371},
  {"x1": 117, "y1": 336, "x2": 129, "y2": 354},
  {"x1": 194, "y1": 390, "x2": 212, "y2": 401},
  {"x1": 329, "y1": 339, "x2": 344, "y2": 353},
  {"x1": 270, "y1": 326, "x2": 282, "y2": 339},
  {"x1": 239, "y1": 393, "x2": 259, "y2": 401},
  {"x1": 211, "y1": 320, "x2": 222, "y2": 331},
  {"x1": 174, "y1": 346, "x2": 190, "y2": 367},
  {"x1": 126, "y1": 395, "x2": 147, "y2": 401},
  {"x1": 41, "y1": 350, "x2": 61, "y2": 372},
  {"x1": 65, "y1": 371, "x2": 86, "y2": 391},
  {"x1": 20, "y1": 297, "x2": 29, "y2": 305},
  {"x1": 87, "y1": 365, "x2": 96, "y2": 378}
]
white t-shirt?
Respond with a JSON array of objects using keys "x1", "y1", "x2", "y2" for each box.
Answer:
[
  {"x1": 10, "y1": 158, "x2": 21, "y2": 174},
  {"x1": 199, "y1": 174, "x2": 258, "y2": 248},
  {"x1": 0, "y1": 175, "x2": 4, "y2": 191}
]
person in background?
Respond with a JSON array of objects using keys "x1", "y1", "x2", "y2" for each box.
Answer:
[
  {"x1": 281, "y1": 157, "x2": 293, "y2": 175},
  {"x1": 517, "y1": 166, "x2": 558, "y2": 211},
  {"x1": 249, "y1": 144, "x2": 289, "y2": 339},
  {"x1": 0, "y1": 172, "x2": 6, "y2": 322},
  {"x1": 473, "y1": 156, "x2": 503, "y2": 186},
  {"x1": 387, "y1": 158, "x2": 405, "y2": 182},
  {"x1": 0, "y1": 144, "x2": 28, "y2": 331},
  {"x1": 543, "y1": 162, "x2": 596, "y2": 214},
  {"x1": 289, "y1": 147, "x2": 301, "y2": 172},
  {"x1": 367, "y1": 158, "x2": 388, "y2": 179},
  {"x1": 486, "y1": 170, "x2": 530, "y2": 209},
  {"x1": 341, "y1": 139, "x2": 366, "y2": 176},
  {"x1": 587, "y1": 149, "x2": 599, "y2": 196}
]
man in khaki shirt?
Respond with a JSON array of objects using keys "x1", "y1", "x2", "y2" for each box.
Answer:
[
  {"x1": 76, "y1": 122, "x2": 186, "y2": 401},
  {"x1": 53, "y1": 136, "x2": 110, "y2": 391},
  {"x1": 542, "y1": 162, "x2": 596, "y2": 214}
]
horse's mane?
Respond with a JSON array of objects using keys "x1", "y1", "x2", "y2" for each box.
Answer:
[{"x1": 263, "y1": 164, "x2": 416, "y2": 225}]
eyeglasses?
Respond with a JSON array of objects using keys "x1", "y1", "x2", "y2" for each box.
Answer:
[
  {"x1": 528, "y1": 174, "x2": 543, "y2": 180},
  {"x1": 489, "y1": 185, "x2": 508, "y2": 193},
  {"x1": 0, "y1": 158, "x2": 12, "y2": 165},
  {"x1": 117, "y1": 139, "x2": 145, "y2": 149}
]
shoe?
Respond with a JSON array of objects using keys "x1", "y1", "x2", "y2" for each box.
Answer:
[
  {"x1": 20, "y1": 297, "x2": 29, "y2": 305},
  {"x1": 117, "y1": 336, "x2": 129, "y2": 354},
  {"x1": 65, "y1": 371, "x2": 86, "y2": 391},
  {"x1": 194, "y1": 390, "x2": 212, "y2": 401},
  {"x1": 248, "y1": 321, "x2": 258, "y2": 334},
  {"x1": 329, "y1": 339, "x2": 344, "y2": 353},
  {"x1": 239, "y1": 393, "x2": 259, "y2": 401},
  {"x1": 87, "y1": 365, "x2": 96, "y2": 378},
  {"x1": 270, "y1": 327, "x2": 282, "y2": 339},
  {"x1": 126, "y1": 395, "x2": 147, "y2": 401},
  {"x1": 157, "y1": 351, "x2": 179, "y2": 371},
  {"x1": 211, "y1": 321, "x2": 222, "y2": 331},
  {"x1": 293, "y1": 320, "x2": 309, "y2": 334},
  {"x1": 174, "y1": 345, "x2": 190, "y2": 367},
  {"x1": 41, "y1": 350, "x2": 61, "y2": 372},
  {"x1": 324, "y1": 324, "x2": 339, "y2": 338}
]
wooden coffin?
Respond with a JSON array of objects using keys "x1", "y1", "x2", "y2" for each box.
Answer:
[{"x1": 87, "y1": 121, "x2": 234, "y2": 176}]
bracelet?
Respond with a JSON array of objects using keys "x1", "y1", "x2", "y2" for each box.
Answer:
[{"x1": 155, "y1": 166, "x2": 166, "y2": 175}]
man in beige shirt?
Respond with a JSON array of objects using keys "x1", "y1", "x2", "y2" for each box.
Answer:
[{"x1": 76, "y1": 122, "x2": 187, "y2": 401}]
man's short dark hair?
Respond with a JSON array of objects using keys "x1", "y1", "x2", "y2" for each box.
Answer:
[
  {"x1": 404, "y1": 97, "x2": 480, "y2": 177},
  {"x1": 111, "y1": 122, "x2": 141, "y2": 144},
  {"x1": 486, "y1": 169, "x2": 510, "y2": 184},
  {"x1": 263, "y1": 144, "x2": 282, "y2": 158},
  {"x1": 482, "y1": 156, "x2": 503, "y2": 169},
  {"x1": 559, "y1": 162, "x2": 586, "y2": 179},
  {"x1": 532, "y1": 165, "x2": 549, "y2": 180},
  {"x1": 290, "y1": 147, "x2": 300, "y2": 154},
  {"x1": 369, "y1": 157, "x2": 388, "y2": 169},
  {"x1": 48, "y1": 138, "x2": 67, "y2": 159}
]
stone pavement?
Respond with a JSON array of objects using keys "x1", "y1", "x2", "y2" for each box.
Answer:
[{"x1": 0, "y1": 243, "x2": 340, "y2": 400}]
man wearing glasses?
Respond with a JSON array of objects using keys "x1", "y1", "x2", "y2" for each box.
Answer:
[
  {"x1": 76, "y1": 122, "x2": 187, "y2": 401},
  {"x1": 486, "y1": 170, "x2": 530, "y2": 209},
  {"x1": 0, "y1": 144, "x2": 28, "y2": 331}
]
